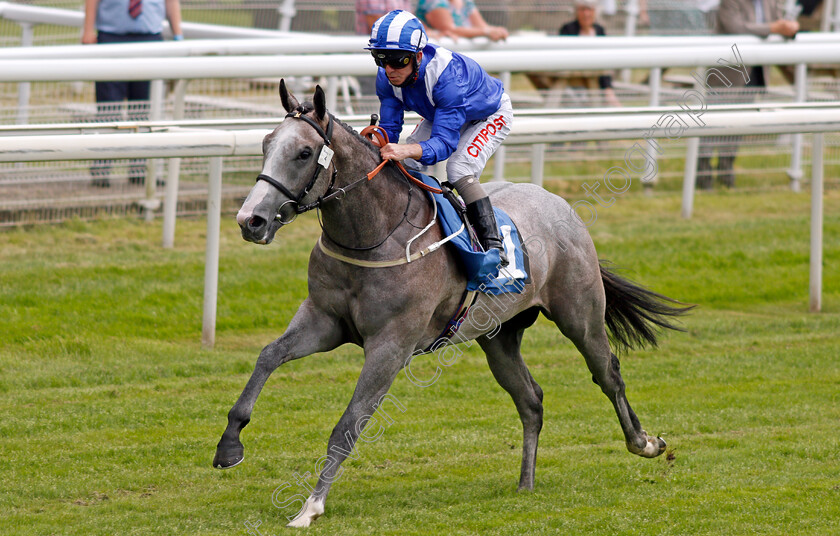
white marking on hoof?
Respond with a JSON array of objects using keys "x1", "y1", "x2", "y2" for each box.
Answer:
[
  {"x1": 641, "y1": 437, "x2": 662, "y2": 458},
  {"x1": 628, "y1": 432, "x2": 666, "y2": 458},
  {"x1": 286, "y1": 496, "x2": 325, "y2": 528}
]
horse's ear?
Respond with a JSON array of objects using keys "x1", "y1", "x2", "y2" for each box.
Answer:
[
  {"x1": 313, "y1": 85, "x2": 327, "y2": 121},
  {"x1": 279, "y1": 79, "x2": 299, "y2": 113}
]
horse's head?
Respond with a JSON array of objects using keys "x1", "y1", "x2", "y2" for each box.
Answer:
[{"x1": 236, "y1": 80, "x2": 333, "y2": 244}]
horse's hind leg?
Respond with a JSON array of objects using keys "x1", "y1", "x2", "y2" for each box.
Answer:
[
  {"x1": 549, "y1": 295, "x2": 665, "y2": 458},
  {"x1": 477, "y1": 308, "x2": 544, "y2": 491},
  {"x1": 213, "y1": 298, "x2": 345, "y2": 469}
]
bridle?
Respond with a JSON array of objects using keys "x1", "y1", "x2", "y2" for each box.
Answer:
[
  {"x1": 255, "y1": 110, "x2": 339, "y2": 219},
  {"x1": 255, "y1": 109, "x2": 445, "y2": 251}
]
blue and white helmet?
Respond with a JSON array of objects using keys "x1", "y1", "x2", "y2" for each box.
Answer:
[{"x1": 366, "y1": 10, "x2": 428, "y2": 52}]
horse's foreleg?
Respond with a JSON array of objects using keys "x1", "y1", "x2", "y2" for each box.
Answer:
[
  {"x1": 477, "y1": 314, "x2": 543, "y2": 491},
  {"x1": 287, "y1": 338, "x2": 409, "y2": 528},
  {"x1": 213, "y1": 299, "x2": 345, "y2": 469},
  {"x1": 552, "y1": 301, "x2": 666, "y2": 459}
]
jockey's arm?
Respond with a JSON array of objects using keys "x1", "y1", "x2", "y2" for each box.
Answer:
[{"x1": 416, "y1": 89, "x2": 466, "y2": 166}]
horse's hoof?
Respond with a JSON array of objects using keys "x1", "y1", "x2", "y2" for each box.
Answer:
[
  {"x1": 628, "y1": 433, "x2": 667, "y2": 458},
  {"x1": 286, "y1": 497, "x2": 325, "y2": 528},
  {"x1": 213, "y1": 442, "x2": 244, "y2": 469},
  {"x1": 656, "y1": 436, "x2": 667, "y2": 455}
]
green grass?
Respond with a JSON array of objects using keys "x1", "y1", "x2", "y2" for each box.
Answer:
[{"x1": 2, "y1": 185, "x2": 839, "y2": 535}]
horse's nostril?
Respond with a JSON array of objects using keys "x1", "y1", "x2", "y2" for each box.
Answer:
[{"x1": 248, "y1": 215, "x2": 266, "y2": 229}]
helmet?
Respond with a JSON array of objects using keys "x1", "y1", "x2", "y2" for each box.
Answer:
[{"x1": 365, "y1": 10, "x2": 428, "y2": 53}]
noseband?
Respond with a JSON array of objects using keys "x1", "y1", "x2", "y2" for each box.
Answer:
[{"x1": 256, "y1": 110, "x2": 338, "y2": 217}]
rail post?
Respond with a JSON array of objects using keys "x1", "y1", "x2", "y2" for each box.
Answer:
[
  {"x1": 162, "y1": 79, "x2": 189, "y2": 248},
  {"x1": 202, "y1": 156, "x2": 223, "y2": 349},
  {"x1": 809, "y1": 133, "x2": 823, "y2": 312},
  {"x1": 787, "y1": 63, "x2": 808, "y2": 192}
]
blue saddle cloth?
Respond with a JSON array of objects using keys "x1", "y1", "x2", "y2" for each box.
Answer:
[{"x1": 414, "y1": 172, "x2": 528, "y2": 295}]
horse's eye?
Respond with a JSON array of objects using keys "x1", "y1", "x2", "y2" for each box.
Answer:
[{"x1": 299, "y1": 148, "x2": 312, "y2": 160}]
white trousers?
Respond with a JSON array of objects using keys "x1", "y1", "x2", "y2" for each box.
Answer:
[{"x1": 406, "y1": 92, "x2": 513, "y2": 182}]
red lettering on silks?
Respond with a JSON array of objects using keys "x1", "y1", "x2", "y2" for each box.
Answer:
[
  {"x1": 468, "y1": 144, "x2": 480, "y2": 157},
  {"x1": 487, "y1": 123, "x2": 497, "y2": 136},
  {"x1": 473, "y1": 134, "x2": 484, "y2": 147},
  {"x1": 494, "y1": 116, "x2": 506, "y2": 128},
  {"x1": 479, "y1": 128, "x2": 488, "y2": 141}
]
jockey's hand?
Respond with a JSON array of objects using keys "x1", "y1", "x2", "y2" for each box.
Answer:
[{"x1": 380, "y1": 142, "x2": 422, "y2": 162}]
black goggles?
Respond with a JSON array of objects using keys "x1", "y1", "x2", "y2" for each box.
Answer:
[{"x1": 370, "y1": 50, "x2": 414, "y2": 69}]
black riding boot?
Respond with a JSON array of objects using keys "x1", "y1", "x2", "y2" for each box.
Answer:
[{"x1": 466, "y1": 197, "x2": 508, "y2": 266}]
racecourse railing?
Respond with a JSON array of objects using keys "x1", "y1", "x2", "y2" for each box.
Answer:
[
  {"x1": 3, "y1": 31, "x2": 838, "y2": 189},
  {"x1": 0, "y1": 103, "x2": 834, "y2": 347}
]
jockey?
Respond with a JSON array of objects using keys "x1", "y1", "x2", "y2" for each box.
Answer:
[{"x1": 366, "y1": 9, "x2": 513, "y2": 265}]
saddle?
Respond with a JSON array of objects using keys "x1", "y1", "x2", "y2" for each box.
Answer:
[{"x1": 406, "y1": 169, "x2": 481, "y2": 249}]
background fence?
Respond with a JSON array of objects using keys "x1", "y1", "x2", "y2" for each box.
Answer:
[{"x1": 1, "y1": 1, "x2": 839, "y2": 227}]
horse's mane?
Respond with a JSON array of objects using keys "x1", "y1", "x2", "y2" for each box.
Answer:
[{"x1": 332, "y1": 113, "x2": 382, "y2": 158}]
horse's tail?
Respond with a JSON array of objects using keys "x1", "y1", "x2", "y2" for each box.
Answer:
[{"x1": 600, "y1": 262, "x2": 694, "y2": 352}]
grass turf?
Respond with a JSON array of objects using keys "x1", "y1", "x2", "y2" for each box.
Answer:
[{"x1": 1, "y1": 184, "x2": 838, "y2": 535}]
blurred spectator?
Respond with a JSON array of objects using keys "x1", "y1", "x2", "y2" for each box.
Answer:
[
  {"x1": 82, "y1": 0, "x2": 183, "y2": 187},
  {"x1": 696, "y1": 0, "x2": 799, "y2": 189},
  {"x1": 356, "y1": 0, "x2": 415, "y2": 35},
  {"x1": 416, "y1": 0, "x2": 509, "y2": 41},
  {"x1": 527, "y1": 0, "x2": 620, "y2": 107}
]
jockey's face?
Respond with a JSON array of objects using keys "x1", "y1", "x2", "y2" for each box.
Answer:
[{"x1": 385, "y1": 51, "x2": 422, "y2": 86}]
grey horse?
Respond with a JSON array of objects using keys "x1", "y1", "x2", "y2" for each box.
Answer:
[{"x1": 215, "y1": 81, "x2": 691, "y2": 527}]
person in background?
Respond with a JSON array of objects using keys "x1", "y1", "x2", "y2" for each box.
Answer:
[
  {"x1": 367, "y1": 10, "x2": 513, "y2": 264},
  {"x1": 696, "y1": 0, "x2": 798, "y2": 189},
  {"x1": 355, "y1": 0, "x2": 415, "y2": 35},
  {"x1": 416, "y1": 0, "x2": 509, "y2": 41},
  {"x1": 556, "y1": 0, "x2": 621, "y2": 107},
  {"x1": 82, "y1": 0, "x2": 183, "y2": 187}
]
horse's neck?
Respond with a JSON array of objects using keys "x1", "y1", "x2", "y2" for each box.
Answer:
[{"x1": 320, "y1": 131, "x2": 430, "y2": 252}]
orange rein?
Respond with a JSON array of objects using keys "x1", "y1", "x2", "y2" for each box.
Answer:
[{"x1": 360, "y1": 125, "x2": 444, "y2": 195}]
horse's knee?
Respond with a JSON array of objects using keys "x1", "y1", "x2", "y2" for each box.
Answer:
[{"x1": 256, "y1": 341, "x2": 290, "y2": 372}]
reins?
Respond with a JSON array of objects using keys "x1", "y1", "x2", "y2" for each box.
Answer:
[{"x1": 359, "y1": 125, "x2": 444, "y2": 195}]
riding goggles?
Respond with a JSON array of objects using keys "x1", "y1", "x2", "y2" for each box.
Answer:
[{"x1": 370, "y1": 50, "x2": 414, "y2": 69}]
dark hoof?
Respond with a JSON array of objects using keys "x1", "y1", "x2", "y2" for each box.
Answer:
[
  {"x1": 656, "y1": 436, "x2": 667, "y2": 455},
  {"x1": 213, "y1": 441, "x2": 244, "y2": 469}
]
